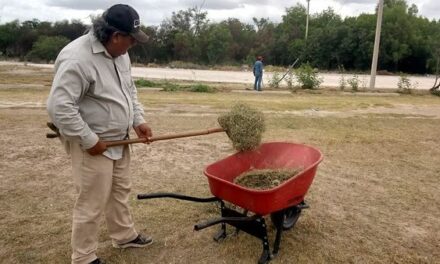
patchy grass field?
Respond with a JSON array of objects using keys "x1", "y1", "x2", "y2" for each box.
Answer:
[{"x1": 0, "y1": 65, "x2": 439, "y2": 264}]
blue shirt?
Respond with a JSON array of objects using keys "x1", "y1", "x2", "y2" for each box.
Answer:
[{"x1": 253, "y1": 60, "x2": 263, "y2": 76}]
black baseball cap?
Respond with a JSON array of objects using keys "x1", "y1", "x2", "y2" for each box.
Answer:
[{"x1": 104, "y1": 4, "x2": 149, "y2": 43}]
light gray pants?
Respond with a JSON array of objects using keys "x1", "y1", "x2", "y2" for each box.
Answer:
[{"x1": 70, "y1": 143, "x2": 138, "y2": 264}]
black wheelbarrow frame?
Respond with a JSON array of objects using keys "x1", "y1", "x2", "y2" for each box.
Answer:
[{"x1": 137, "y1": 192, "x2": 309, "y2": 264}]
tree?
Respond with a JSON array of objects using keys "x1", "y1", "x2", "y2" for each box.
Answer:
[
  {"x1": 272, "y1": 4, "x2": 307, "y2": 65},
  {"x1": 0, "y1": 20, "x2": 20, "y2": 56},
  {"x1": 53, "y1": 20, "x2": 87, "y2": 40},
  {"x1": 129, "y1": 26, "x2": 159, "y2": 64},
  {"x1": 157, "y1": 8, "x2": 208, "y2": 62},
  {"x1": 252, "y1": 18, "x2": 276, "y2": 65},
  {"x1": 1, "y1": 1, "x2": 440, "y2": 74},
  {"x1": 221, "y1": 18, "x2": 256, "y2": 63},
  {"x1": 26, "y1": 36, "x2": 70, "y2": 62},
  {"x1": 205, "y1": 24, "x2": 232, "y2": 64},
  {"x1": 305, "y1": 8, "x2": 343, "y2": 69}
]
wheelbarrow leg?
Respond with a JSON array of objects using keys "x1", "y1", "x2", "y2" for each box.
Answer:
[
  {"x1": 214, "y1": 201, "x2": 227, "y2": 241},
  {"x1": 212, "y1": 202, "x2": 247, "y2": 241},
  {"x1": 257, "y1": 217, "x2": 271, "y2": 264},
  {"x1": 272, "y1": 226, "x2": 283, "y2": 256},
  {"x1": 270, "y1": 210, "x2": 285, "y2": 256},
  {"x1": 235, "y1": 209, "x2": 248, "y2": 236},
  {"x1": 214, "y1": 223, "x2": 227, "y2": 242}
]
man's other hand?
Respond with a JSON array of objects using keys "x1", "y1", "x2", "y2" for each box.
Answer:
[
  {"x1": 87, "y1": 140, "x2": 107, "y2": 155},
  {"x1": 134, "y1": 123, "x2": 153, "y2": 143}
]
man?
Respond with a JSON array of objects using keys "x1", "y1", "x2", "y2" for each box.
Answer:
[
  {"x1": 253, "y1": 56, "x2": 264, "y2": 91},
  {"x1": 47, "y1": 4, "x2": 152, "y2": 264}
]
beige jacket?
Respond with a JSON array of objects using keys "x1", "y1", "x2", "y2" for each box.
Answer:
[{"x1": 47, "y1": 31, "x2": 145, "y2": 160}]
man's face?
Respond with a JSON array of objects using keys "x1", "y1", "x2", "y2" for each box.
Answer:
[{"x1": 107, "y1": 32, "x2": 137, "y2": 57}]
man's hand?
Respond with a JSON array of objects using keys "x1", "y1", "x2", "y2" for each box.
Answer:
[
  {"x1": 87, "y1": 140, "x2": 107, "y2": 155},
  {"x1": 134, "y1": 123, "x2": 153, "y2": 143}
]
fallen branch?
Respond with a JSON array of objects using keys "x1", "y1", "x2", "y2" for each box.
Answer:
[{"x1": 274, "y1": 58, "x2": 299, "y2": 85}]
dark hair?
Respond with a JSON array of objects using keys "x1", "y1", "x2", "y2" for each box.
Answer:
[{"x1": 92, "y1": 15, "x2": 119, "y2": 44}]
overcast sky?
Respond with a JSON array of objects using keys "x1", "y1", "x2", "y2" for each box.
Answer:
[{"x1": 0, "y1": 0, "x2": 439, "y2": 26}]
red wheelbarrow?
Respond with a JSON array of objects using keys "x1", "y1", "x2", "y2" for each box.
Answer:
[{"x1": 138, "y1": 142, "x2": 323, "y2": 264}]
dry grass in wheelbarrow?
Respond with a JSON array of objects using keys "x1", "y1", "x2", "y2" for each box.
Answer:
[
  {"x1": 234, "y1": 168, "x2": 303, "y2": 190},
  {"x1": 218, "y1": 103, "x2": 265, "y2": 151}
]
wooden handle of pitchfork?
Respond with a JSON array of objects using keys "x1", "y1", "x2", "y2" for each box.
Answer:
[{"x1": 105, "y1": 127, "x2": 225, "y2": 147}]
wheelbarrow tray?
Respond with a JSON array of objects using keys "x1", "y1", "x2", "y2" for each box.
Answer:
[{"x1": 204, "y1": 142, "x2": 323, "y2": 215}]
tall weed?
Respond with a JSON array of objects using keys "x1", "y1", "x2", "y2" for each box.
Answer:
[{"x1": 294, "y1": 64, "x2": 323, "y2": 89}]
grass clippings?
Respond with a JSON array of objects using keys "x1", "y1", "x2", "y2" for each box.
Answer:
[
  {"x1": 234, "y1": 168, "x2": 302, "y2": 190},
  {"x1": 218, "y1": 103, "x2": 265, "y2": 151}
]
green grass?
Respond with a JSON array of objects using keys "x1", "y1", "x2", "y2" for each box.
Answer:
[
  {"x1": 134, "y1": 79, "x2": 157, "y2": 87},
  {"x1": 135, "y1": 89, "x2": 439, "y2": 111},
  {"x1": 135, "y1": 78, "x2": 216, "y2": 93}
]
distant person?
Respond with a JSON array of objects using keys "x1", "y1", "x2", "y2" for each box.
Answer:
[
  {"x1": 253, "y1": 56, "x2": 264, "y2": 91},
  {"x1": 47, "y1": 4, "x2": 153, "y2": 264}
]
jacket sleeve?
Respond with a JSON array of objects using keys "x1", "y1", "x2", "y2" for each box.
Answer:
[{"x1": 46, "y1": 59, "x2": 99, "y2": 149}]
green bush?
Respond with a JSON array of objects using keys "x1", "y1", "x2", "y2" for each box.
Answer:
[
  {"x1": 294, "y1": 64, "x2": 323, "y2": 89},
  {"x1": 162, "y1": 82, "x2": 181, "y2": 92},
  {"x1": 347, "y1": 75, "x2": 360, "y2": 92},
  {"x1": 136, "y1": 79, "x2": 215, "y2": 93},
  {"x1": 431, "y1": 88, "x2": 440, "y2": 96},
  {"x1": 189, "y1": 84, "x2": 216, "y2": 93},
  {"x1": 338, "y1": 65, "x2": 346, "y2": 91},
  {"x1": 268, "y1": 72, "x2": 281, "y2": 88},
  {"x1": 26, "y1": 36, "x2": 70, "y2": 62},
  {"x1": 397, "y1": 73, "x2": 417, "y2": 94},
  {"x1": 285, "y1": 71, "x2": 294, "y2": 89},
  {"x1": 135, "y1": 79, "x2": 157, "y2": 87}
]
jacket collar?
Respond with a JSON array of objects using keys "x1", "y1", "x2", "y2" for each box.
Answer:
[{"x1": 89, "y1": 31, "x2": 112, "y2": 58}]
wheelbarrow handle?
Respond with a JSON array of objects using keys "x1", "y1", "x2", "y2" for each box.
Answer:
[
  {"x1": 105, "y1": 127, "x2": 225, "y2": 147},
  {"x1": 137, "y1": 192, "x2": 218, "y2": 203}
]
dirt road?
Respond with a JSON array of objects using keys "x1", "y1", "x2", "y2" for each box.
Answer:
[
  {"x1": 0, "y1": 61, "x2": 436, "y2": 90},
  {"x1": 132, "y1": 67, "x2": 436, "y2": 90}
]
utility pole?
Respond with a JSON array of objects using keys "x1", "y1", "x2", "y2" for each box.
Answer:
[
  {"x1": 305, "y1": 0, "x2": 310, "y2": 41},
  {"x1": 369, "y1": 0, "x2": 384, "y2": 89}
]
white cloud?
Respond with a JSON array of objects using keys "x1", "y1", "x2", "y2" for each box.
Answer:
[
  {"x1": 0, "y1": 0, "x2": 438, "y2": 26},
  {"x1": 334, "y1": 0, "x2": 372, "y2": 4},
  {"x1": 420, "y1": 0, "x2": 440, "y2": 19},
  {"x1": 45, "y1": 0, "x2": 113, "y2": 10}
]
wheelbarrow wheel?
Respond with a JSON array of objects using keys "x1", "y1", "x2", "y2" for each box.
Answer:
[{"x1": 271, "y1": 206, "x2": 301, "y2": 230}]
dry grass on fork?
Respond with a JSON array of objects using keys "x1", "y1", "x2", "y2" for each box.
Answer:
[{"x1": 218, "y1": 103, "x2": 265, "y2": 151}]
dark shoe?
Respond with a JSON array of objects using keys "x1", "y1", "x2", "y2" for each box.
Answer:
[
  {"x1": 90, "y1": 258, "x2": 105, "y2": 264},
  {"x1": 113, "y1": 234, "x2": 153, "y2": 249}
]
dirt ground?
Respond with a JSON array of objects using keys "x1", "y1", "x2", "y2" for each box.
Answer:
[{"x1": 0, "y1": 64, "x2": 439, "y2": 264}]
